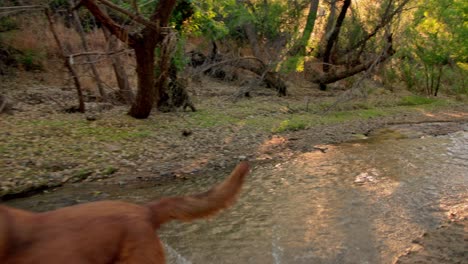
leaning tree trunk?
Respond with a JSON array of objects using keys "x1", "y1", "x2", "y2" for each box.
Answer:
[
  {"x1": 68, "y1": 0, "x2": 107, "y2": 101},
  {"x1": 311, "y1": 34, "x2": 395, "y2": 85},
  {"x1": 102, "y1": 27, "x2": 134, "y2": 104},
  {"x1": 100, "y1": 5, "x2": 134, "y2": 104},
  {"x1": 321, "y1": 0, "x2": 351, "y2": 90},
  {"x1": 45, "y1": 9, "x2": 85, "y2": 112},
  {"x1": 288, "y1": 0, "x2": 320, "y2": 56}
]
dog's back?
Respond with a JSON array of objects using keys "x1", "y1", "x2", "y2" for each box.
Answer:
[{"x1": 0, "y1": 161, "x2": 250, "y2": 264}]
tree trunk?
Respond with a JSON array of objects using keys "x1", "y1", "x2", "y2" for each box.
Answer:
[
  {"x1": 434, "y1": 65, "x2": 443, "y2": 96},
  {"x1": 288, "y1": 0, "x2": 320, "y2": 56},
  {"x1": 102, "y1": 27, "x2": 134, "y2": 104},
  {"x1": 236, "y1": 0, "x2": 263, "y2": 59},
  {"x1": 68, "y1": 0, "x2": 107, "y2": 101},
  {"x1": 318, "y1": 0, "x2": 337, "y2": 56},
  {"x1": 79, "y1": 0, "x2": 177, "y2": 119},
  {"x1": 128, "y1": 40, "x2": 157, "y2": 119},
  {"x1": 244, "y1": 23, "x2": 262, "y2": 59},
  {"x1": 321, "y1": 0, "x2": 351, "y2": 90},
  {"x1": 45, "y1": 9, "x2": 85, "y2": 112},
  {"x1": 311, "y1": 34, "x2": 395, "y2": 86}
]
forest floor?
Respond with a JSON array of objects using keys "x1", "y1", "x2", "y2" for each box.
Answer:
[{"x1": 1, "y1": 72, "x2": 467, "y2": 263}]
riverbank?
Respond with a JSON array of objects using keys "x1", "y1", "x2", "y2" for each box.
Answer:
[
  {"x1": 2, "y1": 75, "x2": 467, "y2": 263},
  {"x1": 1, "y1": 76, "x2": 468, "y2": 199}
]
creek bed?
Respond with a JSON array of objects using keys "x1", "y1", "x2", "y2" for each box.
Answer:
[{"x1": 6, "y1": 123, "x2": 468, "y2": 264}]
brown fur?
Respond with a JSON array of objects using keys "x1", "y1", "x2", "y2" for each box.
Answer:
[{"x1": 0, "y1": 161, "x2": 249, "y2": 264}]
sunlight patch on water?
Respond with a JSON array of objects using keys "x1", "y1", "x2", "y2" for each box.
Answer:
[
  {"x1": 271, "y1": 225, "x2": 284, "y2": 264},
  {"x1": 164, "y1": 242, "x2": 192, "y2": 264}
]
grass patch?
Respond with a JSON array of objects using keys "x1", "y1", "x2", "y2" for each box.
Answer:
[
  {"x1": 71, "y1": 168, "x2": 93, "y2": 181},
  {"x1": 73, "y1": 126, "x2": 152, "y2": 141},
  {"x1": 273, "y1": 117, "x2": 308, "y2": 132},
  {"x1": 102, "y1": 166, "x2": 118, "y2": 176},
  {"x1": 398, "y1": 95, "x2": 438, "y2": 106},
  {"x1": 20, "y1": 118, "x2": 153, "y2": 142},
  {"x1": 270, "y1": 108, "x2": 391, "y2": 133},
  {"x1": 188, "y1": 109, "x2": 241, "y2": 127},
  {"x1": 350, "y1": 108, "x2": 387, "y2": 118}
]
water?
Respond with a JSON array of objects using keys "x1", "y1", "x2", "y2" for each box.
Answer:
[{"x1": 5, "y1": 125, "x2": 468, "y2": 264}]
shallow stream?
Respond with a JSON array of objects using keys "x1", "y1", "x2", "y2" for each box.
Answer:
[{"x1": 6, "y1": 123, "x2": 468, "y2": 264}]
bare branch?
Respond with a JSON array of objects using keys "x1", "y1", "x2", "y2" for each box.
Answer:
[
  {"x1": 200, "y1": 57, "x2": 264, "y2": 74},
  {"x1": 96, "y1": 0, "x2": 158, "y2": 30},
  {"x1": 343, "y1": 0, "x2": 411, "y2": 55},
  {"x1": 312, "y1": 34, "x2": 395, "y2": 85},
  {"x1": 79, "y1": 0, "x2": 135, "y2": 46},
  {"x1": 0, "y1": 5, "x2": 44, "y2": 11},
  {"x1": 69, "y1": 49, "x2": 129, "y2": 59}
]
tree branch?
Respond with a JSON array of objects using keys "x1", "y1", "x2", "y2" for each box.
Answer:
[
  {"x1": 79, "y1": 0, "x2": 135, "y2": 46},
  {"x1": 312, "y1": 34, "x2": 395, "y2": 85},
  {"x1": 97, "y1": 0, "x2": 157, "y2": 30},
  {"x1": 342, "y1": 0, "x2": 410, "y2": 55},
  {"x1": 0, "y1": 5, "x2": 44, "y2": 11}
]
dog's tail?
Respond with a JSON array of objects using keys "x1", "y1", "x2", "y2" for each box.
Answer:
[{"x1": 147, "y1": 161, "x2": 249, "y2": 227}]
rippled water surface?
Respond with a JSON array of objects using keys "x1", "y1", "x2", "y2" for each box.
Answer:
[{"x1": 6, "y1": 126, "x2": 468, "y2": 264}]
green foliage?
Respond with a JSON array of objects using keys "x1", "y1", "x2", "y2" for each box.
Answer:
[
  {"x1": 399, "y1": 58, "x2": 419, "y2": 91},
  {"x1": 180, "y1": 0, "x2": 233, "y2": 39},
  {"x1": 184, "y1": 0, "x2": 301, "y2": 43},
  {"x1": 171, "y1": 0, "x2": 195, "y2": 30},
  {"x1": 253, "y1": 1, "x2": 289, "y2": 39},
  {"x1": 397, "y1": 0, "x2": 467, "y2": 95},
  {"x1": 443, "y1": 63, "x2": 468, "y2": 94},
  {"x1": 0, "y1": 17, "x2": 18, "y2": 32},
  {"x1": 281, "y1": 55, "x2": 305, "y2": 73},
  {"x1": 16, "y1": 50, "x2": 44, "y2": 71},
  {"x1": 171, "y1": 36, "x2": 190, "y2": 71}
]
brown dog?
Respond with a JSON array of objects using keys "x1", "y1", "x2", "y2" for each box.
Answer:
[{"x1": 0, "y1": 161, "x2": 249, "y2": 264}]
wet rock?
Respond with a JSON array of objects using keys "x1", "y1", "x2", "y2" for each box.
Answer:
[{"x1": 354, "y1": 170, "x2": 378, "y2": 185}]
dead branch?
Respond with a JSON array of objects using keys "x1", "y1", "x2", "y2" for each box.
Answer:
[
  {"x1": 68, "y1": 49, "x2": 128, "y2": 59},
  {"x1": 0, "y1": 5, "x2": 44, "y2": 17},
  {"x1": 232, "y1": 65, "x2": 271, "y2": 101},
  {"x1": 312, "y1": 34, "x2": 395, "y2": 85},
  {"x1": 0, "y1": 5, "x2": 44, "y2": 11},
  {"x1": 199, "y1": 56, "x2": 264, "y2": 74},
  {"x1": 341, "y1": 0, "x2": 410, "y2": 56},
  {"x1": 321, "y1": 34, "x2": 395, "y2": 114}
]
